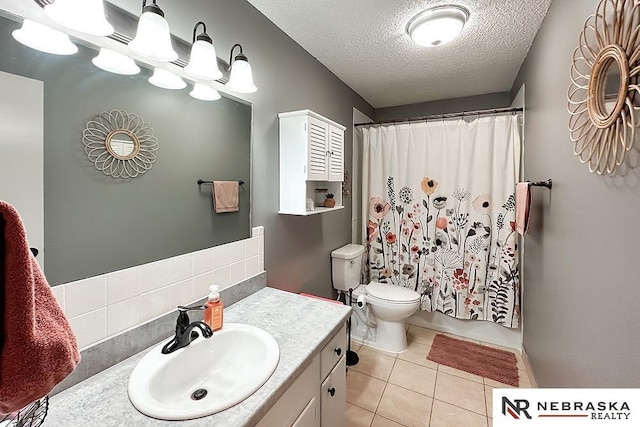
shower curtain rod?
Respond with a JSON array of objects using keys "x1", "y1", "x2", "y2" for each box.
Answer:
[{"x1": 354, "y1": 106, "x2": 524, "y2": 127}]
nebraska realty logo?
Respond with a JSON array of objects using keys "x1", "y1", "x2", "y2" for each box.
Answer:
[{"x1": 493, "y1": 389, "x2": 640, "y2": 426}]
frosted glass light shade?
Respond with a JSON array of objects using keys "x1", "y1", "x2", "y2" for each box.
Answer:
[
  {"x1": 185, "y1": 40, "x2": 223, "y2": 80},
  {"x1": 92, "y1": 48, "x2": 140, "y2": 75},
  {"x1": 12, "y1": 19, "x2": 78, "y2": 55},
  {"x1": 129, "y1": 10, "x2": 177, "y2": 62},
  {"x1": 148, "y1": 68, "x2": 186, "y2": 90},
  {"x1": 406, "y1": 5, "x2": 469, "y2": 47},
  {"x1": 44, "y1": 0, "x2": 114, "y2": 36},
  {"x1": 190, "y1": 83, "x2": 221, "y2": 101},
  {"x1": 225, "y1": 58, "x2": 257, "y2": 94}
]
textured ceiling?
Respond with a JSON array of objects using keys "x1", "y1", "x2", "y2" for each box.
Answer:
[{"x1": 245, "y1": 0, "x2": 552, "y2": 108}]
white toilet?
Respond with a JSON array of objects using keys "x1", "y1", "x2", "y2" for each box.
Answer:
[{"x1": 331, "y1": 244, "x2": 421, "y2": 353}]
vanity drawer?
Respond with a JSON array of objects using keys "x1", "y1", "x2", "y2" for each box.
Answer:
[{"x1": 320, "y1": 323, "x2": 346, "y2": 380}]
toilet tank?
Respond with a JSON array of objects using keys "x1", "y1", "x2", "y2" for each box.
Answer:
[{"x1": 331, "y1": 244, "x2": 365, "y2": 291}]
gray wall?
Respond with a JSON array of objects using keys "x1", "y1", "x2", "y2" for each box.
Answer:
[
  {"x1": 107, "y1": 0, "x2": 375, "y2": 297},
  {"x1": 0, "y1": 16, "x2": 251, "y2": 285},
  {"x1": 512, "y1": 0, "x2": 640, "y2": 387},
  {"x1": 374, "y1": 92, "x2": 511, "y2": 121}
]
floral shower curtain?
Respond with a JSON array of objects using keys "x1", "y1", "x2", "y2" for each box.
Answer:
[{"x1": 361, "y1": 115, "x2": 521, "y2": 328}]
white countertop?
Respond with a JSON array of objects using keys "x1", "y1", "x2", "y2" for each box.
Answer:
[{"x1": 46, "y1": 287, "x2": 351, "y2": 426}]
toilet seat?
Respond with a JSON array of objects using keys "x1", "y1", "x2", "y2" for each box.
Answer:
[{"x1": 366, "y1": 282, "x2": 420, "y2": 304}]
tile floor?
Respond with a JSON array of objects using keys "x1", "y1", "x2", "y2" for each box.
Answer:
[{"x1": 346, "y1": 325, "x2": 534, "y2": 427}]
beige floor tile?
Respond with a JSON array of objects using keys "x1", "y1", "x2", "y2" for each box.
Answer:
[
  {"x1": 515, "y1": 354, "x2": 526, "y2": 371},
  {"x1": 437, "y1": 364, "x2": 483, "y2": 384},
  {"x1": 430, "y1": 400, "x2": 488, "y2": 427},
  {"x1": 397, "y1": 340, "x2": 438, "y2": 370},
  {"x1": 346, "y1": 403, "x2": 375, "y2": 427},
  {"x1": 376, "y1": 383, "x2": 432, "y2": 427},
  {"x1": 434, "y1": 372, "x2": 487, "y2": 415},
  {"x1": 484, "y1": 377, "x2": 516, "y2": 389},
  {"x1": 371, "y1": 415, "x2": 405, "y2": 427},
  {"x1": 485, "y1": 385, "x2": 494, "y2": 418},
  {"x1": 407, "y1": 325, "x2": 439, "y2": 345},
  {"x1": 346, "y1": 370, "x2": 387, "y2": 413},
  {"x1": 518, "y1": 370, "x2": 532, "y2": 388},
  {"x1": 361, "y1": 344, "x2": 401, "y2": 358},
  {"x1": 352, "y1": 348, "x2": 398, "y2": 381},
  {"x1": 388, "y1": 359, "x2": 437, "y2": 397}
]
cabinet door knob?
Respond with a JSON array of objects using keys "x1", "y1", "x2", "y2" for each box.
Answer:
[
  {"x1": 328, "y1": 387, "x2": 336, "y2": 397},
  {"x1": 334, "y1": 347, "x2": 342, "y2": 356}
]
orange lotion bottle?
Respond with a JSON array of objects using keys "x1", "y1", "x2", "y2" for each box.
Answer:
[{"x1": 205, "y1": 285, "x2": 224, "y2": 331}]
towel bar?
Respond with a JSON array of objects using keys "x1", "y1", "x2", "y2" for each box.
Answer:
[
  {"x1": 529, "y1": 179, "x2": 552, "y2": 189},
  {"x1": 197, "y1": 179, "x2": 244, "y2": 185}
]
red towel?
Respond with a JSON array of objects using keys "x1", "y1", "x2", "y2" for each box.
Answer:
[
  {"x1": 515, "y1": 182, "x2": 531, "y2": 236},
  {"x1": 0, "y1": 201, "x2": 80, "y2": 414}
]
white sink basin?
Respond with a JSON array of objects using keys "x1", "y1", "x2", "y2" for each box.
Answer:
[{"x1": 128, "y1": 323, "x2": 280, "y2": 421}]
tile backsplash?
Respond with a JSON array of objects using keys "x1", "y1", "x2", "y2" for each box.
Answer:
[{"x1": 50, "y1": 226, "x2": 265, "y2": 350}]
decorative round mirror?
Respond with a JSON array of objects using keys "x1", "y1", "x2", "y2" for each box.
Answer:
[
  {"x1": 83, "y1": 110, "x2": 158, "y2": 178},
  {"x1": 105, "y1": 130, "x2": 139, "y2": 160},
  {"x1": 568, "y1": 0, "x2": 640, "y2": 175}
]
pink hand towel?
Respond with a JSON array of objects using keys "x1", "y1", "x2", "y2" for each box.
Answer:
[
  {"x1": 213, "y1": 181, "x2": 239, "y2": 213},
  {"x1": 515, "y1": 182, "x2": 531, "y2": 236},
  {"x1": 0, "y1": 201, "x2": 80, "y2": 414}
]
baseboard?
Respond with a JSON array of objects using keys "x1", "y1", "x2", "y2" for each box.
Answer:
[
  {"x1": 407, "y1": 310, "x2": 523, "y2": 351},
  {"x1": 521, "y1": 347, "x2": 539, "y2": 388}
]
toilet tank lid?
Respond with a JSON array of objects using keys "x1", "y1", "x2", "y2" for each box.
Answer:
[
  {"x1": 331, "y1": 244, "x2": 364, "y2": 259},
  {"x1": 367, "y1": 282, "x2": 421, "y2": 302}
]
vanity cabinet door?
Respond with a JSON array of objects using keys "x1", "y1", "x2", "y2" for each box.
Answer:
[
  {"x1": 320, "y1": 355, "x2": 346, "y2": 427},
  {"x1": 292, "y1": 396, "x2": 319, "y2": 427}
]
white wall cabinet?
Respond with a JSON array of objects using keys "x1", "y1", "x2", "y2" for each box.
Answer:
[
  {"x1": 279, "y1": 110, "x2": 346, "y2": 215},
  {"x1": 257, "y1": 324, "x2": 347, "y2": 427}
]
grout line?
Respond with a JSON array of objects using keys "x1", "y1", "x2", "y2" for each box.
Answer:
[
  {"x1": 428, "y1": 369, "x2": 437, "y2": 426},
  {"x1": 373, "y1": 357, "x2": 396, "y2": 414},
  {"x1": 432, "y1": 397, "x2": 488, "y2": 417}
]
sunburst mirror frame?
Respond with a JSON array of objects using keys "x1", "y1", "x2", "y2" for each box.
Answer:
[
  {"x1": 83, "y1": 110, "x2": 158, "y2": 179},
  {"x1": 568, "y1": 0, "x2": 640, "y2": 175}
]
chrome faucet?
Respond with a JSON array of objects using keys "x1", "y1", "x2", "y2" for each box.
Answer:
[{"x1": 162, "y1": 305, "x2": 213, "y2": 354}]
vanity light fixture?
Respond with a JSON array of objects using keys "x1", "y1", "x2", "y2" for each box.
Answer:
[
  {"x1": 148, "y1": 67, "x2": 186, "y2": 90},
  {"x1": 12, "y1": 19, "x2": 78, "y2": 55},
  {"x1": 225, "y1": 44, "x2": 257, "y2": 94},
  {"x1": 92, "y1": 48, "x2": 141, "y2": 75},
  {"x1": 190, "y1": 83, "x2": 222, "y2": 101},
  {"x1": 44, "y1": 0, "x2": 114, "y2": 37},
  {"x1": 184, "y1": 22, "x2": 223, "y2": 81},
  {"x1": 129, "y1": 0, "x2": 178, "y2": 62},
  {"x1": 406, "y1": 4, "x2": 469, "y2": 47}
]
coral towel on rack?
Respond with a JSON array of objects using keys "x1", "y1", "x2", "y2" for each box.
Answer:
[
  {"x1": 213, "y1": 181, "x2": 239, "y2": 213},
  {"x1": 0, "y1": 201, "x2": 80, "y2": 414},
  {"x1": 515, "y1": 182, "x2": 531, "y2": 235}
]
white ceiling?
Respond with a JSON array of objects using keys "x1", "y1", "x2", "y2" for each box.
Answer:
[{"x1": 245, "y1": 0, "x2": 552, "y2": 108}]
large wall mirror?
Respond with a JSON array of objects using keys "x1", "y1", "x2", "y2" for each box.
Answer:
[{"x1": 0, "y1": 11, "x2": 252, "y2": 286}]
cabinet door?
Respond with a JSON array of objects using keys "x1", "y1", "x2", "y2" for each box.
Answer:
[
  {"x1": 292, "y1": 396, "x2": 320, "y2": 427},
  {"x1": 320, "y1": 356, "x2": 346, "y2": 427},
  {"x1": 307, "y1": 117, "x2": 329, "y2": 181},
  {"x1": 327, "y1": 125, "x2": 344, "y2": 182}
]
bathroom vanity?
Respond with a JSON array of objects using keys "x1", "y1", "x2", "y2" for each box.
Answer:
[{"x1": 46, "y1": 287, "x2": 351, "y2": 426}]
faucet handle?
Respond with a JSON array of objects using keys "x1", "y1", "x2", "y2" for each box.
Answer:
[
  {"x1": 178, "y1": 305, "x2": 206, "y2": 312},
  {"x1": 175, "y1": 305, "x2": 206, "y2": 328}
]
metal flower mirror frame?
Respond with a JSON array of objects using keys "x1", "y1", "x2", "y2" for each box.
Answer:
[
  {"x1": 568, "y1": 0, "x2": 640, "y2": 175},
  {"x1": 83, "y1": 110, "x2": 158, "y2": 178}
]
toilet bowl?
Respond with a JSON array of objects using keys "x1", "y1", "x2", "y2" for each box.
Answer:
[
  {"x1": 330, "y1": 243, "x2": 421, "y2": 353},
  {"x1": 354, "y1": 282, "x2": 420, "y2": 353}
]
